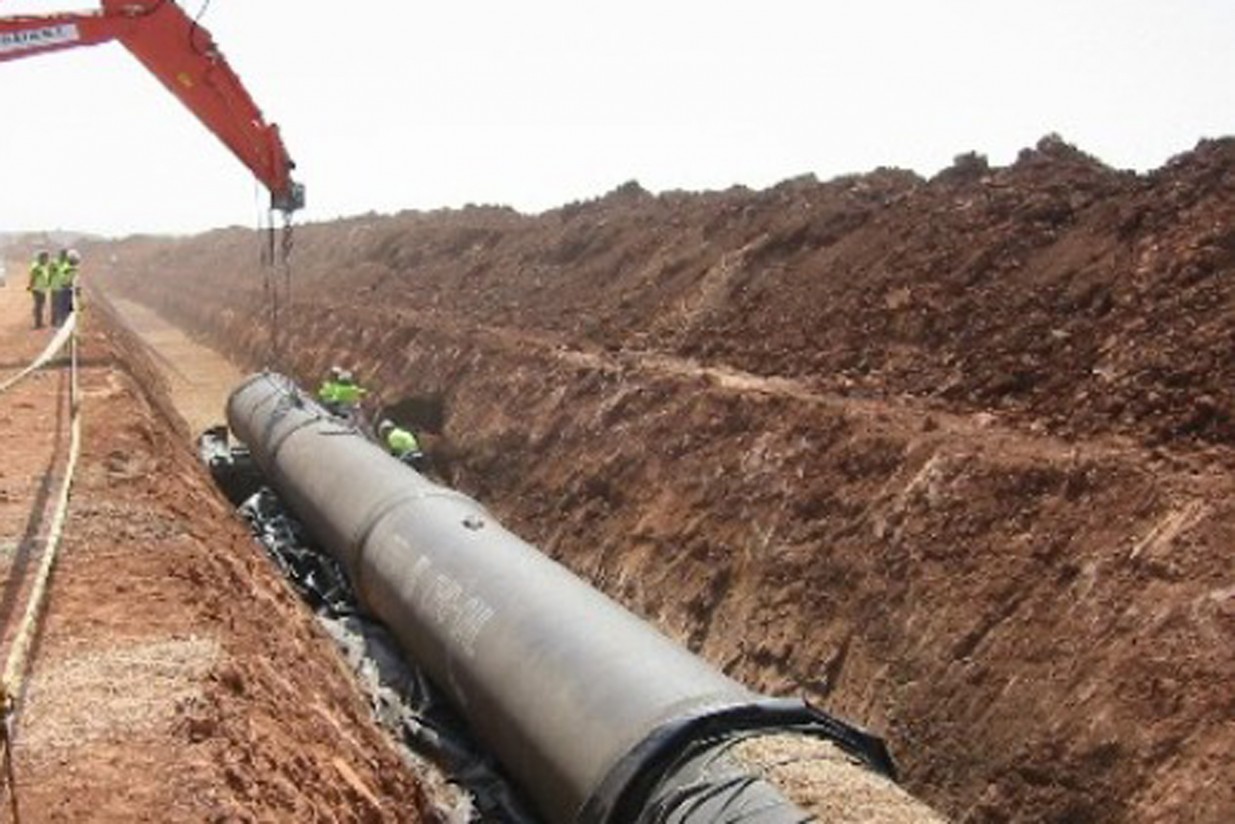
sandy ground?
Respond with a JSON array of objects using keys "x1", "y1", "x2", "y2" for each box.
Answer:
[{"x1": 104, "y1": 297, "x2": 244, "y2": 437}]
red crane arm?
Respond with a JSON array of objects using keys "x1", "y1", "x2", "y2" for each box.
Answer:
[
  {"x1": 0, "y1": 11, "x2": 123, "y2": 57},
  {"x1": 0, "y1": 0, "x2": 302, "y2": 213}
]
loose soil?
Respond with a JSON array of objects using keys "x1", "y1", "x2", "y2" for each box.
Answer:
[{"x1": 7, "y1": 133, "x2": 1235, "y2": 823}]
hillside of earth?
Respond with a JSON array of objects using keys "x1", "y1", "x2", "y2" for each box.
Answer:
[{"x1": 86, "y1": 134, "x2": 1235, "y2": 823}]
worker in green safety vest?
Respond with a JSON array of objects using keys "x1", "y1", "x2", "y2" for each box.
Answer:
[
  {"x1": 49, "y1": 248, "x2": 80, "y2": 327},
  {"x1": 26, "y1": 251, "x2": 53, "y2": 329},
  {"x1": 377, "y1": 419, "x2": 428, "y2": 472},
  {"x1": 317, "y1": 366, "x2": 368, "y2": 423}
]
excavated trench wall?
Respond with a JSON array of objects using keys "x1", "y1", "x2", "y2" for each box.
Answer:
[{"x1": 93, "y1": 138, "x2": 1235, "y2": 823}]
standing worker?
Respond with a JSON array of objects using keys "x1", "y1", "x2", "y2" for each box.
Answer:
[
  {"x1": 27, "y1": 250, "x2": 53, "y2": 329},
  {"x1": 50, "y1": 248, "x2": 80, "y2": 326},
  {"x1": 377, "y1": 419, "x2": 428, "y2": 472}
]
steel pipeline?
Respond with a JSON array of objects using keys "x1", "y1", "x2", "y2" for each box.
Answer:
[{"x1": 226, "y1": 373, "x2": 897, "y2": 823}]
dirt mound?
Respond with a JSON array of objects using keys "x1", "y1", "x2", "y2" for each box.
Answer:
[{"x1": 94, "y1": 135, "x2": 1235, "y2": 822}]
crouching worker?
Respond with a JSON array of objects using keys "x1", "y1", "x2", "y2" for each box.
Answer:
[
  {"x1": 317, "y1": 366, "x2": 368, "y2": 424},
  {"x1": 377, "y1": 419, "x2": 428, "y2": 472}
]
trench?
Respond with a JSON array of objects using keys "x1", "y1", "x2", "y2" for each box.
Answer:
[{"x1": 96, "y1": 293, "x2": 942, "y2": 823}]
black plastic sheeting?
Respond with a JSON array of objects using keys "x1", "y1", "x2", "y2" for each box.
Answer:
[
  {"x1": 200, "y1": 428, "x2": 539, "y2": 823},
  {"x1": 241, "y1": 487, "x2": 541, "y2": 823},
  {"x1": 239, "y1": 491, "x2": 354, "y2": 617},
  {"x1": 242, "y1": 488, "x2": 541, "y2": 823},
  {"x1": 198, "y1": 425, "x2": 263, "y2": 505}
]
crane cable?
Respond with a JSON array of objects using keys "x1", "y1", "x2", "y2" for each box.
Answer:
[
  {"x1": 252, "y1": 172, "x2": 295, "y2": 370},
  {"x1": 257, "y1": 207, "x2": 295, "y2": 370},
  {"x1": 277, "y1": 212, "x2": 295, "y2": 368},
  {"x1": 187, "y1": 0, "x2": 215, "y2": 57},
  {"x1": 0, "y1": 309, "x2": 83, "y2": 824}
]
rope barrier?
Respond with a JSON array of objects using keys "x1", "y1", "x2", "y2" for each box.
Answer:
[
  {"x1": 0, "y1": 314, "x2": 76, "y2": 396},
  {"x1": 0, "y1": 308, "x2": 84, "y2": 823}
]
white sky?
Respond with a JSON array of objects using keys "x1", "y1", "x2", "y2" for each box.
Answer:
[{"x1": 2, "y1": 0, "x2": 1233, "y2": 237}]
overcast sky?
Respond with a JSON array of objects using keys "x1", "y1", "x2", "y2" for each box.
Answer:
[{"x1": 2, "y1": 0, "x2": 1233, "y2": 237}]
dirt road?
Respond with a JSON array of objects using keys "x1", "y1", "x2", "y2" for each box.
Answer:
[{"x1": 103, "y1": 296, "x2": 244, "y2": 436}]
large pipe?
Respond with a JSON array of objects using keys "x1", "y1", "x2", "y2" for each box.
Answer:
[{"x1": 227, "y1": 373, "x2": 900, "y2": 823}]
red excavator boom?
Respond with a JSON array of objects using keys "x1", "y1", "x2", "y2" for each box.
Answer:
[{"x1": 0, "y1": 0, "x2": 304, "y2": 213}]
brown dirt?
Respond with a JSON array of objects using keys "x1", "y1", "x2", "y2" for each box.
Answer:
[
  {"x1": 11, "y1": 133, "x2": 1235, "y2": 823},
  {"x1": 0, "y1": 273, "x2": 434, "y2": 820},
  {"x1": 732, "y1": 734, "x2": 947, "y2": 824},
  {"x1": 102, "y1": 296, "x2": 245, "y2": 436}
]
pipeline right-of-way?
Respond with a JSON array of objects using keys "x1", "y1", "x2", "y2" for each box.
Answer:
[{"x1": 227, "y1": 372, "x2": 941, "y2": 824}]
